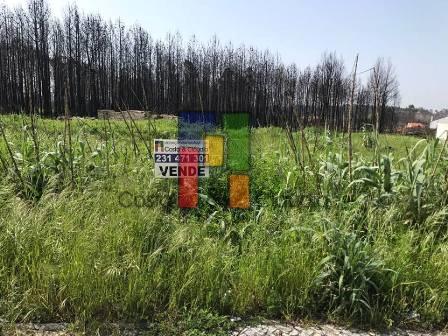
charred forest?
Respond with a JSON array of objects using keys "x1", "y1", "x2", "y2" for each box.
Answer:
[{"x1": 0, "y1": 0, "x2": 400, "y2": 131}]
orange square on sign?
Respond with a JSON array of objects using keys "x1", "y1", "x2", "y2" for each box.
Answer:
[{"x1": 229, "y1": 175, "x2": 250, "y2": 209}]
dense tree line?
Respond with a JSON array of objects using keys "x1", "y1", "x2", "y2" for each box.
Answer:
[{"x1": 0, "y1": 0, "x2": 399, "y2": 131}]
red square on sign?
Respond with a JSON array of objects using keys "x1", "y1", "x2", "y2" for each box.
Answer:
[{"x1": 178, "y1": 147, "x2": 198, "y2": 208}]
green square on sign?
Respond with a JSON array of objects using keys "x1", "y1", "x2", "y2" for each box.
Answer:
[{"x1": 224, "y1": 113, "x2": 250, "y2": 171}]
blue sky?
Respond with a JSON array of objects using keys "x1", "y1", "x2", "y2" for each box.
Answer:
[{"x1": 2, "y1": 0, "x2": 447, "y2": 110}]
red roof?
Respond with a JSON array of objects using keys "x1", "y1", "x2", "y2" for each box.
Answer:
[{"x1": 405, "y1": 122, "x2": 426, "y2": 129}]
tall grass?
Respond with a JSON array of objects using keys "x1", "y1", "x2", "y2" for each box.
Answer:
[{"x1": 0, "y1": 115, "x2": 446, "y2": 330}]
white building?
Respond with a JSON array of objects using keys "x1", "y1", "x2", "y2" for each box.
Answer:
[{"x1": 430, "y1": 117, "x2": 448, "y2": 140}]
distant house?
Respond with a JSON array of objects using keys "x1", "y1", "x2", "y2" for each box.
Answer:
[
  {"x1": 405, "y1": 122, "x2": 426, "y2": 129},
  {"x1": 402, "y1": 122, "x2": 427, "y2": 135},
  {"x1": 430, "y1": 117, "x2": 448, "y2": 139}
]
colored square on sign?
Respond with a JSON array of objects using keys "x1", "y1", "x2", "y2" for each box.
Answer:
[
  {"x1": 205, "y1": 135, "x2": 224, "y2": 167},
  {"x1": 224, "y1": 113, "x2": 250, "y2": 171},
  {"x1": 178, "y1": 147, "x2": 199, "y2": 208},
  {"x1": 178, "y1": 111, "x2": 217, "y2": 139},
  {"x1": 229, "y1": 174, "x2": 250, "y2": 209},
  {"x1": 178, "y1": 176, "x2": 198, "y2": 208}
]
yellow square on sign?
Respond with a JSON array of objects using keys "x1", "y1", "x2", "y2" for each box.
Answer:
[{"x1": 205, "y1": 135, "x2": 224, "y2": 167}]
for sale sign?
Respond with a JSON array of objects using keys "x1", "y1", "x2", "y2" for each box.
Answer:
[{"x1": 154, "y1": 139, "x2": 209, "y2": 178}]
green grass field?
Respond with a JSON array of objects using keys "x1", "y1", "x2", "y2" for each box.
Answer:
[{"x1": 0, "y1": 115, "x2": 447, "y2": 334}]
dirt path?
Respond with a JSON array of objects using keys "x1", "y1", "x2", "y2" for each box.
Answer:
[
  {"x1": 3, "y1": 321, "x2": 447, "y2": 336},
  {"x1": 232, "y1": 321, "x2": 447, "y2": 336}
]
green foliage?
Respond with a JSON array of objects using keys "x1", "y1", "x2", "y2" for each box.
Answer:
[
  {"x1": 314, "y1": 220, "x2": 393, "y2": 321},
  {"x1": 0, "y1": 115, "x2": 447, "y2": 331},
  {"x1": 361, "y1": 124, "x2": 376, "y2": 149}
]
